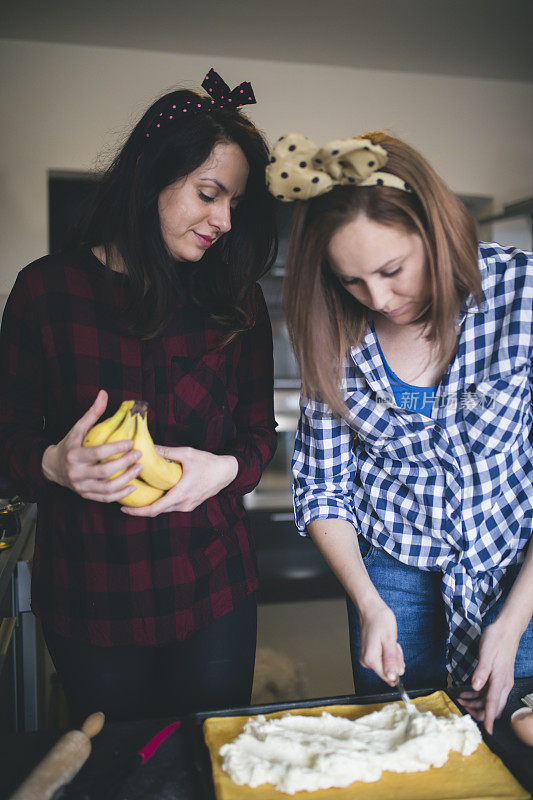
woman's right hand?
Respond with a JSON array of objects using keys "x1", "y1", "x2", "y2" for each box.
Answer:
[
  {"x1": 358, "y1": 598, "x2": 405, "y2": 686},
  {"x1": 41, "y1": 389, "x2": 143, "y2": 502}
]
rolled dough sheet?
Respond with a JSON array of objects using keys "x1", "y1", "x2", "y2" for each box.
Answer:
[{"x1": 203, "y1": 691, "x2": 530, "y2": 800}]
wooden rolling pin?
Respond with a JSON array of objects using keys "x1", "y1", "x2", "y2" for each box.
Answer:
[{"x1": 9, "y1": 711, "x2": 105, "y2": 800}]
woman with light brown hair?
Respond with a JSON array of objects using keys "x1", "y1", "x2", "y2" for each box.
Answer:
[{"x1": 267, "y1": 131, "x2": 533, "y2": 734}]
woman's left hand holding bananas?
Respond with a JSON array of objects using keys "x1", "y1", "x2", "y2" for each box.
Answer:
[
  {"x1": 41, "y1": 390, "x2": 143, "y2": 503},
  {"x1": 120, "y1": 446, "x2": 238, "y2": 517}
]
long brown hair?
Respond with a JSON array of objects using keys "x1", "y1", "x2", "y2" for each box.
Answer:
[{"x1": 284, "y1": 132, "x2": 481, "y2": 418}]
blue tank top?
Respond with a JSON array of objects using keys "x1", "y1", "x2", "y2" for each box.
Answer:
[{"x1": 375, "y1": 338, "x2": 436, "y2": 419}]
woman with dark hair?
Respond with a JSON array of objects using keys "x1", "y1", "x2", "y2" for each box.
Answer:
[
  {"x1": 0, "y1": 70, "x2": 277, "y2": 723},
  {"x1": 267, "y1": 131, "x2": 533, "y2": 734}
]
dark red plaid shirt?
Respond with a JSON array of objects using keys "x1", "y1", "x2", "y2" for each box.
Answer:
[{"x1": 0, "y1": 249, "x2": 277, "y2": 645}]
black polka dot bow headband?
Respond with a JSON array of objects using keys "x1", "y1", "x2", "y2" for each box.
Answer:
[
  {"x1": 266, "y1": 133, "x2": 410, "y2": 201},
  {"x1": 146, "y1": 68, "x2": 256, "y2": 138}
]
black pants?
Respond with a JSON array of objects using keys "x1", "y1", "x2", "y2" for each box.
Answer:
[{"x1": 43, "y1": 592, "x2": 257, "y2": 725}]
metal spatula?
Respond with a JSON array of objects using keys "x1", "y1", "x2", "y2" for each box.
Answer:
[
  {"x1": 396, "y1": 677, "x2": 417, "y2": 735},
  {"x1": 396, "y1": 677, "x2": 415, "y2": 712}
]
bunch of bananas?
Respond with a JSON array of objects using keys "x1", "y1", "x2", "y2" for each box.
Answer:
[{"x1": 83, "y1": 400, "x2": 182, "y2": 506}]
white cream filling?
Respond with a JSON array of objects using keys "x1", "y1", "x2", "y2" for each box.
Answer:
[{"x1": 219, "y1": 703, "x2": 482, "y2": 795}]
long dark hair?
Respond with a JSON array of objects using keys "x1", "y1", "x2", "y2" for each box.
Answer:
[
  {"x1": 72, "y1": 88, "x2": 277, "y2": 340},
  {"x1": 284, "y1": 132, "x2": 481, "y2": 418}
]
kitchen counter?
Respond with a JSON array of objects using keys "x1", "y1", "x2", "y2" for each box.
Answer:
[{"x1": 1, "y1": 678, "x2": 532, "y2": 799}]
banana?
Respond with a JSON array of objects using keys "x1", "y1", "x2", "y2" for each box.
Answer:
[
  {"x1": 102, "y1": 407, "x2": 137, "y2": 479},
  {"x1": 130, "y1": 400, "x2": 182, "y2": 491},
  {"x1": 82, "y1": 398, "x2": 171, "y2": 506},
  {"x1": 119, "y1": 478, "x2": 165, "y2": 507},
  {"x1": 100, "y1": 409, "x2": 165, "y2": 504},
  {"x1": 83, "y1": 400, "x2": 134, "y2": 447}
]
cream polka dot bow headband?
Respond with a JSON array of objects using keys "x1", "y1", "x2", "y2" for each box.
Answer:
[{"x1": 266, "y1": 133, "x2": 409, "y2": 201}]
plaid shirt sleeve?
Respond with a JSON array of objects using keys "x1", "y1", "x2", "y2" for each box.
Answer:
[
  {"x1": 292, "y1": 394, "x2": 359, "y2": 534},
  {"x1": 224, "y1": 284, "x2": 277, "y2": 494},
  {"x1": 0, "y1": 266, "x2": 52, "y2": 500}
]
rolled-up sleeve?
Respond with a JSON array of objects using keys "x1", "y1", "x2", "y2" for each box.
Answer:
[{"x1": 292, "y1": 395, "x2": 359, "y2": 534}]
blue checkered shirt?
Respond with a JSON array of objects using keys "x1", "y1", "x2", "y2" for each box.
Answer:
[{"x1": 293, "y1": 243, "x2": 533, "y2": 682}]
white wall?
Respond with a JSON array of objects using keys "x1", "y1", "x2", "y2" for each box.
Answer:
[
  {"x1": 492, "y1": 218, "x2": 532, "y2": 252},
  {"x1": 1, "y1": 38, "x2": 532, "y2": 293}
]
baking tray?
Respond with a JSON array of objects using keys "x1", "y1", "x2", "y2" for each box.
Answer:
[
  {"x1": 188, "y1": 685, "x2": 533, "y2": 799},
  {"x1": 188, "y1": 687, "x2": 452, "y2": 799}
]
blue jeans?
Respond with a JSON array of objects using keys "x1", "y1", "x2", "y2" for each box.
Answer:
[{"x1": 346, "y1": 537, "x2": 533, "y2": 694}]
